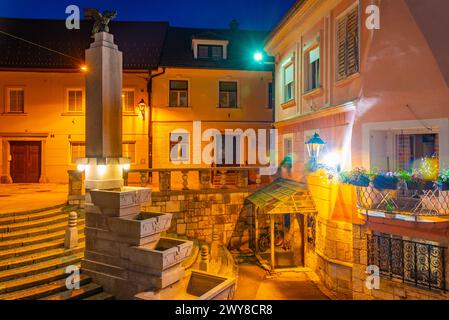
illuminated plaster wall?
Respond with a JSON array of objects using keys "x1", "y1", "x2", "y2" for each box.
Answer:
[
  {"x1": 0, "y1": 71, "x2": 149, "y2": 183},
  {"x1": 151, "y1": 67, "x2": 273, "y2": 169}
]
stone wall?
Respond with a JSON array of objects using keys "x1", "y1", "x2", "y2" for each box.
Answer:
[
  {"x1": 352, "y1": 224, "x2": 449, "y2": 300},
  {"x1": 306, "y1": 216, "x2": 354, "y2": 299},
  {"x1": 142, "y1": 190, "x2": 251, "y2": 248}
]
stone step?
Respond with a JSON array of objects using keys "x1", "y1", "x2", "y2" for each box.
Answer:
[
  {"x1": 0, "y1": 209, "x2": 65, "y2": 226},
  {"x1": 0, "y1": 224, "x2": 85, "y2": 251},
  {"x1": 0, "y1": 204, "x2": 66, "y2": 219},
  {"x1": 0, "y1": 244, "x2": 85, "y2": 271},
  {"x1": 83, "y1": 291, "x2": 114, "y2": 300},
  {"x1": 0, "y1": 264, "x2": 80, "y2": 295},
  {"x1": 40, "y1": 282, "x2": 103, "y2": 300},
  {"x1": 0, "y1": 213, "x2": 69, "y2": 233},
  {"x1": 0, "y1": 274, "x2": 91, "y2": 300},
  {"x1": 0, "y1": 253, "x2": 83, "y2": 283},
  {"x1": 0, "y1": 234, "x2": 86, "y2": 260},
  {"x1": 0, "y1": 219, "x2": 85, "y2": 242}
]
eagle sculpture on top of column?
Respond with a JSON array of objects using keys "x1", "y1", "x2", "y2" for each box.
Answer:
[{"x1": 84, "y1": 8, "x2": 117, "y2": 37}]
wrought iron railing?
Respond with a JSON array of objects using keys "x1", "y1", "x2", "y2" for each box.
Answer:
[
  {"x1": 356, "y1": 182, "x2": 449, "y2": 216},
  {"x1": 367, "y1": 233, "x2": 446, "y2": 292}
]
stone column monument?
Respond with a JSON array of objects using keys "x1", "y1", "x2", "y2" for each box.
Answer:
[{"x1": 78, "y1": 14, "x2": 193, "y2": 300}]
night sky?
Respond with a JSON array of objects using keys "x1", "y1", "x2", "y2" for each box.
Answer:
[{"x1": 0, "y1": 0, "x2": 296, "y2": 31}]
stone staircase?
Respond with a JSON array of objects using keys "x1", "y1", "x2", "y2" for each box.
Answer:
[{"x1": 0, "y1": 205, "x2": 113, "y2": 300}]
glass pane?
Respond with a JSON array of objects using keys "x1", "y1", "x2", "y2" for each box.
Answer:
[
  {"x1": 179, "y1": 91, "x2": 188, "y2": 107},
  {"x1": 124, "y1": 91, "x2": 134, "y2": 112},
  {"x1": 211, "y1": 46, "x2": 223, "y2": 60},
  {"x1": 219, "y1": 81, "x2": 237, "y2": 92},
  {"x1": 229, "y1": 92, "x2": 237, "y2": 108},
  {"x1": 309, "y1": 47, "x2": 320, "y2": 63},
  {"x1": 198, "y1": 45, "x2": 209, "y2": 58},
  {"x1": 170, "y1": 91, "x2": 178, "y2": 107},
  {"x1": 284, "y1": 64, "x2": 294, "y2": 84},
  {"x1": 170, "y1": 80, "x2": 188, "y2": 90},
  {"x1": 220, "y1": 92, "x2": 228, "y2": 107}
]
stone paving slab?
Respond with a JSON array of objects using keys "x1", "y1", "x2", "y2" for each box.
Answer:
[
  {"x1": 0, "y1": 184, "x2": 68, "y2": 215},
  {"x1": 234, "y1": 264, "x2": 330, "y2": 300}
]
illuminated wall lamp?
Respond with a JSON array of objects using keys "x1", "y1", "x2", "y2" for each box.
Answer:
[
  {"x1": 138, "y1": 98, "x2": 147, "y2": 120},
  {"x1": 305, "y1": 132, "x2": 326, "y2": 171}
]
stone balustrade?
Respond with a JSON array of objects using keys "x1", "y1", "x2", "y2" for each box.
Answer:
[{"x1": 123, "y1": 167, "x2": 271, "y2": 192}]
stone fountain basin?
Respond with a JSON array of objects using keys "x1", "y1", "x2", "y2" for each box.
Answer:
[
  {"x1": 129, "y1": 237, "x2": 193, "y2": 273},
  {"x1": 134, "y1": 270, "x2": 236, "y2": 300},
  {"x1": 90, "y1": 187, "x2": 151, "y2": 216},
  {"x1": 109, "y1": 212, "x2": 172, "y2": 239}
]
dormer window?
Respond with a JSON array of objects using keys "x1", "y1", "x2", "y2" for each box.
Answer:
[{"x1": 192, "y1": 39, "x2": 229, "y2": 60}]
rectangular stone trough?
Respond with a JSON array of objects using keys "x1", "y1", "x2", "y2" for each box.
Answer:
[
  {"x1": 109, "y1": 212, "x2": 172, "y2": 239},
  {"x1": 89, "y1": 187, "x2": 151, "y2": 216},
  {"x1": 129, "y1": 237, "x2": 193, "y2": 273},
  {"x1": 134, "y1": 270, "x2": 236, "y2": 300}
]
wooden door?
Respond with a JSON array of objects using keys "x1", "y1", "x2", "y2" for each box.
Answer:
[{"x1": 10, "y1": 141, "x2": 41, "y2": 183}]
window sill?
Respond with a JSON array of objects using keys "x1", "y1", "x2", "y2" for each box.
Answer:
[
  {"x1": 167, "y1": 106, "x2": 192, "y2": 109},
  {"x1": 1, "y1": 112, "x2": 27, "y2": 116},
  {"x1": 281, "y1": 99, "x2": 296, "y2": 110},
  {"x1": 303, "y1": 87, "x2": 323, "y2": 99},
  {"x1": 335, "y1": 72, "x2": 361, "y2": 87},
  {"x1": 217, "y1": 106, "x2": 239, "y2": 109},
  {"x1": 61, "y1": 112, "x2": 84, "y2": 116}
]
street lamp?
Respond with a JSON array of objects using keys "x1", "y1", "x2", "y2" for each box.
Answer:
[
  {"x1": 253, "y1": 51, "x2": 263, "y2": 62},
  {"x1": 138, "y1": 98, "x2": 147, "y2": 120},
  {"x1": 305, "y1": 132, "x2": 326, "y2": 170}
]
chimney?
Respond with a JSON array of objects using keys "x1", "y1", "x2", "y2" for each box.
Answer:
[{"x1": 229, "y1": 19, "x2": 239, "y2": 31}]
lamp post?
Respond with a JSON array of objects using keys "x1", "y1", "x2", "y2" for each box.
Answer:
[
  {"x1": 305, "y1": 132, "x2": 326, "y2": 171},
  {"x1": 138, "y1": 98, "x2": 147, "y2": 120}
]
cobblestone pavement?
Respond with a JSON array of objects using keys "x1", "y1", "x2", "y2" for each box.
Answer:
[
  {"x1": 234, "y1": 263, "x2": 330, "y2": 300},
  {"x1": 0, "y1": 183, "x2": 68, "y2": 214}
]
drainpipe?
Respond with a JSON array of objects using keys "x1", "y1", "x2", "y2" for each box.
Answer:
[{"x1": 147, "y1": 67, "x2": 166, "y2": 182}]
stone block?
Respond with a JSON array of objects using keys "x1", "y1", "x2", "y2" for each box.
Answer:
[
  {"x1": 128, "y1": 237, "x2": 193, "y2": 273},
  {"x1": 89, "y1": 187, "x2": 151, "y2": 217},
  {"x1": 177, "y1": 223, "x2": 186, "y2": 235},
  {"x1": 166, "y1": 201, "x2": 181, "y2": 213},
  {"x1": 128, "y1": 265, "x2": 185, "y2": 290},
  {"x1": 108, "y1": 212, "x2": 172, "y2": 239}
]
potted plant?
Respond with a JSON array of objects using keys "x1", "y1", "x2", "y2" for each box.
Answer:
[
  {"x1": 373, "y1": 172, "x2": 399, "y2": 190},
  {"x1": 339, "y1": 167, "x2": 370, "y2": 187},
  {"x1": 437, "y1": 170, "x2": 449, "y2": 191}
]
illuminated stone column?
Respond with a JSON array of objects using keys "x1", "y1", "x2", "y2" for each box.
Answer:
[{"x1": 82, "y1": 31, "x2": 125, "y2": 190}]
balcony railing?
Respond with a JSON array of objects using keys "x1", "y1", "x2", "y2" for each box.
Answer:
[
  {"x1": 368, "y1": 233, "x2": 447, "y2": 292},
  {"x1": 123, "y1": 167, "x2": 268, "y2": 192},
  {"x1": 356, "y1": 182, "x2": 449, "y2": 217}
]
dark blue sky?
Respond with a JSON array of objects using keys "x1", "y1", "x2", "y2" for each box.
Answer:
[{"x1": 0, "y1": 0, "x2": 296, "y2": 30}]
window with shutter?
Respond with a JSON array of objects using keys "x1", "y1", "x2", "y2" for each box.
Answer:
[
  {"x1": 122, "y1": 90, "x2": 135, "y2": 113},
  {"x1": 336, "y1": 6, "x2": 359, "y2": 80},
  {"x1": 67, "y1": 90, "x2": 83, "y2": 113}
]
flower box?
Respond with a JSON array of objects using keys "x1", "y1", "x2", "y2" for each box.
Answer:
[
  {"x1": 349, "y1": 176, "x2": 370, "y2": 187},
  {"x1": 406, "y1": 180, "x2": 435, "y2": 191},
  {"x1": 373, "y1": 175, "x2": 399, "y2": 190}
]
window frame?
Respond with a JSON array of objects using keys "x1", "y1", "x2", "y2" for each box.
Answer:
[
  {"x1": 6, "y1": 87, "x2": 25, "y2": 114},
  {"x1": 65, "y1": 88, "x2": 84, "y2": 114},
  {"x1": 197, "y1": 44, "x2": 224, "y2": 60},
  {"x1": 335, "y1": 4, "x2": 360, "y2": 81},
  {"x1": 122, "y1": 89, "x2": 136, "y2": 114},
  {"x1": 218, "y1": 80, "x2": 239, "y2": 109},
  {"x1": 267, "y1": 82, "x2": 274, "y2": 109},
  {"x1": 70, "y1": 141, "x2": 86, "y2": 164},
  {"x1": 169, "y1": 79, "x2": 190, "y2": 108}
]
